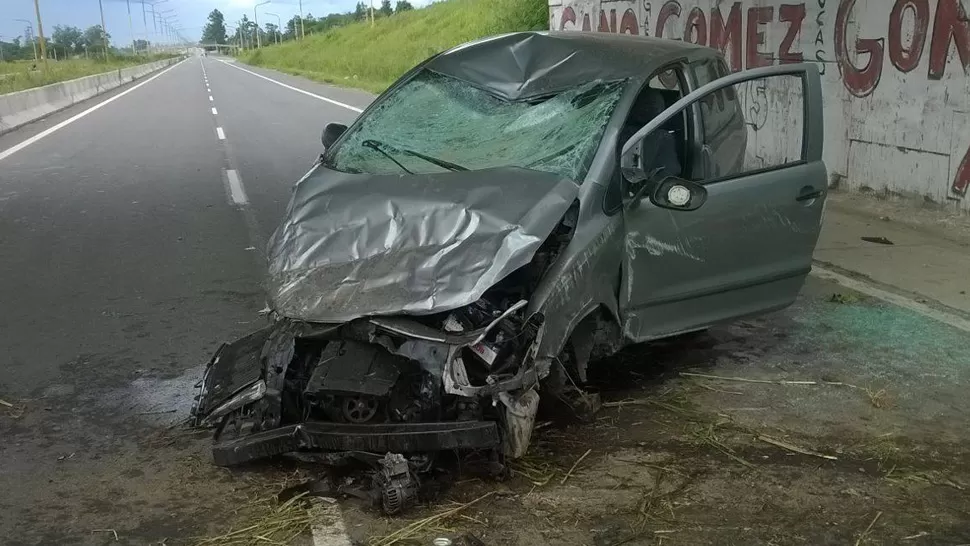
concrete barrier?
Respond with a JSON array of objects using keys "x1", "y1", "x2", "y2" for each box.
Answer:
[{"x1": 0, "y1": 56, "x2": 184, "y2": 136}]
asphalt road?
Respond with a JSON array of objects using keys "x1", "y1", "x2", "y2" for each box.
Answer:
[{"x1": 0, "y1": 55, "x2": 370, "y2": 545}]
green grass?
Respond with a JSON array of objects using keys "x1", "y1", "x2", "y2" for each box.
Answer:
[
  {"x1": 240, "y1": 0, "x2": 548, "y2": 93},
  {"x1": 0, "y1": 55, "x2": 177, "y2": 94}
]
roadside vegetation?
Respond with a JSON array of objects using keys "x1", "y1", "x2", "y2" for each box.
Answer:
[
  {"x1": 0, "y1": 54, "x2": 178, "y2": 94},
  {"x1": 238, "y1": 0, "x2": 548, "y2": 93}
]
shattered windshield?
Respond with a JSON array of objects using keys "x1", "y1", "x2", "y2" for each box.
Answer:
[{"x1": 328, "y1": 71, "x2": 625, "y2": 181}]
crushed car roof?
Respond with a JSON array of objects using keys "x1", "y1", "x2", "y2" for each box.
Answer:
[{"x1": 425, "y1": 31, "x2": 713, "y2": 100}]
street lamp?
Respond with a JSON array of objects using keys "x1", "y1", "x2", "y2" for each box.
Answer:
[
  {"x1": 97, "y1": 0, "x2": 109, "y2": 60},
  {"x1": 15, "y1": 19, "x2": 38, "y2": 62},
  {"x1": 254, "y1": 1, "x2": 270, "y2": 49},
  {"x1": 264, "y1": 12, "x2": 281, "y2": 44}
]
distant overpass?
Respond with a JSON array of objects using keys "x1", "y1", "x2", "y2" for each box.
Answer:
[{"x1": 198, "y1": 44, "x2": 242, "y2": 52}]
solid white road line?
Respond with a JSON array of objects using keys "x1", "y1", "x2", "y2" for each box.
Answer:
[
  {"x1": 309, "y1": 499, "x2": 352, "y2": 546},
  {"x1": 217, "y1": 60, "x2": 364, "y2": 113},
  {"x1": 0, "y1": 60, "x2": 186, "y2": 163},
  {"x1": 811, "y1": 265, "x2": 970, "y2": 334},
  {"x1": 216, "y1": 127, "x2": 225, "y2": 140},
  {"x1": 211, "y1": 107, "x2": 218, "y2": 115},
  {"x1": 225, "y1": 169, "x2": 248, "y2": 205}
]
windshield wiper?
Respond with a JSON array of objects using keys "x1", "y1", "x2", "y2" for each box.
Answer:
[
  {"x1": 363, "y1": 139, "x2": 468, "y2": 173},
  {"x1": 362, "y1": 139, "x2": 414, "y2": 174}
]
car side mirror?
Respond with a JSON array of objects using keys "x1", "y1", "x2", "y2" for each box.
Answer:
[
  {"x1": 649, "y1": 177, "x2": 708, "y2": 211},
  {"x1": 621, "y1": 167, "x2": 655, "y2": 209},
  {"x1": 321, "y1": 123, "x2": 347, "y2": 150}
]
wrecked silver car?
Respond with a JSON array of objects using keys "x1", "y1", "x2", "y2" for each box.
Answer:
[{"x1": 192, "y1": 32, "x2": 827, "y2": 509}]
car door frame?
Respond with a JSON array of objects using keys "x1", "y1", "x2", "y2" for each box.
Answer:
[
  {"x1": 617, "y1": 62, "x2": 825, "y2": 341},
  {"x1": 622, "y1": 63, "x2": 822, "y2": 170}
]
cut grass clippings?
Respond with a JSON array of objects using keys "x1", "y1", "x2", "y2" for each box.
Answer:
[
  {"x1": 192, "y1": 492, "x2": 312, "y2": 546},
  {"x1": 369, "y1": 491, "x2": 495, "y2": 546},
  {"x1": 239, "y1": 0, "x2": 548, "y2": 93}
]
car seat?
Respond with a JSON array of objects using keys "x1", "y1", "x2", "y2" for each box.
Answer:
[{"x1": 620, "y1": 91, "x2": 682, "y2": 180}]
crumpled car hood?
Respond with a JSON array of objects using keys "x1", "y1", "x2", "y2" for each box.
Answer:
[{"x1": 267, "y1": 165, "x2": 580, "y2": 322}]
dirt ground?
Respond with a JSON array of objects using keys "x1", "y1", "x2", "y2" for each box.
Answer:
[
  {"x1": 3, "y1": 274, "x2": 969, "y2": 545},
  {"x1": 337, "y1": 274, "x2": 970, "y2": 546}
]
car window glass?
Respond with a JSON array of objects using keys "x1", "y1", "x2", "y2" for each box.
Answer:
[
  {"x1": 696, "y1": 73, "x2": 806, "y2": 180},
  {"x1": 328, "y1": 71, "x2": 625, "y2": 181},
  {"x1": 620, "y1": 65, "x2": 689, "y2": 181}
]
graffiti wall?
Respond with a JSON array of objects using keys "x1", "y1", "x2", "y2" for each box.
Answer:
[{"x1": 548, "y1": 0, "x2": 970, "y2": 206}]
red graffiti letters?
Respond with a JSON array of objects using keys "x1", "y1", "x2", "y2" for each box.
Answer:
[
  {"x1": 685, "y1": 7, "x2": 708, "y2": 45},
  {"x1": 746, "y1": 7, "x2": 775, "y2": 68},
  {"x1": 954, "y1": 144, "x2": 970, "y2": 195},
  {"x1": 620, "y1": 9, "x2": 639, "y2": 34},
  {"x1": 835, "y1": 0, "x2": 884, "y2": 97},
  {"x1": 779, "y1": 4, "x2": 807, "y2": 63},
  {"x1": 710, "y1": 3, "x2": 743, "y2": 70},
  {"x1": 928, "y1": 0, "x2": 970, "y2": 80},
  {"x1": 657, "y1": 1, "x2": 683, "y2": 39},
  {"x1": 888, "y1": 0, "x2": 929, "y2": 72}
]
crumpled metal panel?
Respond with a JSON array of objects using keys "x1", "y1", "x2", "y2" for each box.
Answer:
[
  {"x1": 267, "y1": 166, "x2": 579, "y2": 322},
  {"x1": 426, "y1": 32, "x2": 700, "y2": 100}
]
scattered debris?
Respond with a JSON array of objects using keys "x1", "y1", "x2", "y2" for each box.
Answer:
[
  {"x1": 375, "y1": 453, "x2": 419, "y2": 515},
  {"x1": 57, "y1": 452, "x2": 76, "y2": 461},
  {"x1": 695, "y1": 383, "x2": 743, "y2": 395},
  {"x1": 864, "y1": 387, "x2": 894, "y2": 409},
  {"x1": 369, "y1": 492, "x2": 494, "y2": 546},
  {"x1": 861, "y1": 236, "x2": 894, "y2": 245},
  {"x1": 560, "y1": 448, "x2": 592, "y2": 485},
  {"x1": 830, "y1": 292, "x2": 860, "y2": 304},
  {"x1": 680, "y1": 372, "x2": 836, "y2": 386},
  {"x1": 92, "y1": 529, "x2": 119, "y2": 541},
  {"x1": 854, "y1": 511, "x2": 883, "y2": 546},
  {"x1": 758, "y1": 435, "x2": 838, "y2": 461},
  {"x1": 137, "y1": 409, "x2": 178, "y2": 415},
  {"x1": 902, "y1": 531, "x2": 929, "y2": 540}
]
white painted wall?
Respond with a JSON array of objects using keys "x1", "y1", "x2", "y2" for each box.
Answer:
[{"x1": 548, "y1": 0, "x2": 970, "y2": 208}]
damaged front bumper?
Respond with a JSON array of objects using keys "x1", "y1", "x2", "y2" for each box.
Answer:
[{"x1": 192, "y1": 299, "x2": 547, "y2": 468}]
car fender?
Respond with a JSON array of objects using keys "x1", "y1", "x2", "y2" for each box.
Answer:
[{"x1": 528, "y1": 184, "x2": 625, "y2": 366}]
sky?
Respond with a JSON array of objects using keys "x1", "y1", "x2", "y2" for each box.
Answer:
[{"x1": 1, "y1": 0, "x2": 403, "y2": 46}]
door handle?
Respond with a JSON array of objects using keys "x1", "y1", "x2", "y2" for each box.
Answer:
[{"x1": 796, "y1": 187, "x2": 823, "y2": 202}]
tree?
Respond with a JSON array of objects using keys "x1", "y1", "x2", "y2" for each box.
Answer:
[
  {"x1": 201, "y1": 9, "x2": 228, "y2": 45},
  {"x1": 82, "y1": 25, "x2": 110, "y2": 54},
  {"x1": 265, "y1": 23, "x2": 280, "y2": 44},
  {"x1": 395, "y1": 1, "x2": 414, "y2": 12},
  {"x1": 354, "y1": 2, "x2": 368, "y2": 21},
  {"x1": 52, "y1": 25, "x2": 83, "y2": 57},
  {"x1": 380, "y1": 0, "x2": 393, "y2": 16}
]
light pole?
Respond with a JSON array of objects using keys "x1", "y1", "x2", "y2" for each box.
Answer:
[
  {"x1": 158, "y1": 9, "x2": 175, "y2": 48},
  {"x1": 32, "y1": 0, "x2": 48, "y2": 69},
  {"x1": 140, "y1": 1, "x2": 149, "y2": 53},
  {"x1": 126, "y1": 0, "x2": 136, "y2": 55},
  {"x1": 299, "y1": 0, "x2": 305, "y2": 40},
  {"x1": 15, "y1": 19, "x2": 38, "y2": 62},
  {"x1": 254, "y1": 1, "x2": 270, "y2": 49},
  {"x1": 97, "y1": 0, "x2": 109, "y2": 60},
  {"x1": 265, "y1": 12, "x2": 281, "y2": 44}
]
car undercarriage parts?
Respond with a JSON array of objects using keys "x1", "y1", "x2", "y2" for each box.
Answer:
[
  {"x1": 498, "y1": 388, "x2": 540, "y2": 458},
  {"x1": 375, "y1": 453, "x2": 419, "y2": 515}
]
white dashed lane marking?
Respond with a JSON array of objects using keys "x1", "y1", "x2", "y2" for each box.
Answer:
[
  {"x1": 225, "y1": 169, "x2": 248, "y2": 205},
  {"x1": 216, "y1": 127, "x2": 225, "y2": 140}
]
